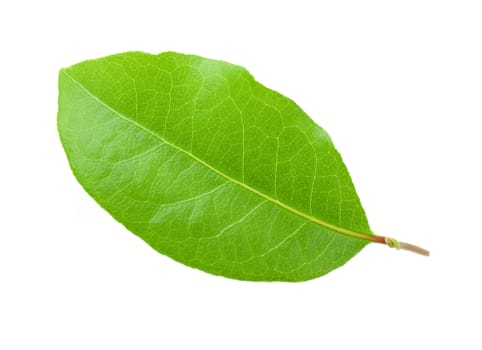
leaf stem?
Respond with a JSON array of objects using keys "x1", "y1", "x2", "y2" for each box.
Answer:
[{"x1": 383, "y1": 236, "x2": 430, "y2": 256}]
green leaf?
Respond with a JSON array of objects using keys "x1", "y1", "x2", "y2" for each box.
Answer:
[{"x1": 58, "y1": 51, "x2": 427, "y2": 282}]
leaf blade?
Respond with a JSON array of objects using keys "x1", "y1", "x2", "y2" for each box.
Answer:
[{"x1": 58, "y1": 51, "x2": 372, "y2": 281}]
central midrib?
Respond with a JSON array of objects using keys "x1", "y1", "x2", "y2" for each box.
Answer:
[{"x1": 64, "y1": 70, "x2": 378, "y2": 244}]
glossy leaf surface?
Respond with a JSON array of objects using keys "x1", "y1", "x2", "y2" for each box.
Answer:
[{"x1": 58, "y1": 52, "x2": 373, "y2": 281}]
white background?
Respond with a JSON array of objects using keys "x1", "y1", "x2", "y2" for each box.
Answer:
[{"x1": 1, "y1": 1, "x2": 481, "y2": 349}]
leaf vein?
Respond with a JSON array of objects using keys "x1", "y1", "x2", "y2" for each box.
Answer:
[{"x1": 62, "y1": 70, "x2": 375, "y2": 244}]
